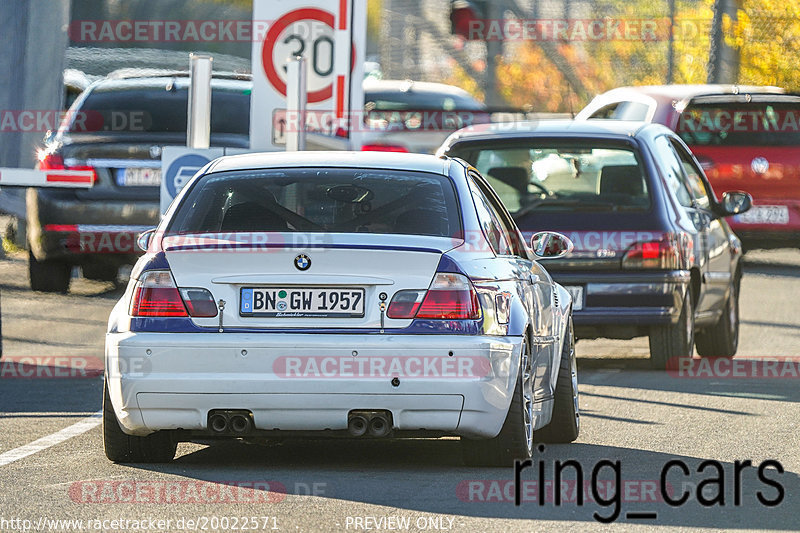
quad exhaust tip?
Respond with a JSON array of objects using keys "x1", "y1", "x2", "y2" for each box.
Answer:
[
  {"x1": 348, "y1": 410, "x2": 393, "y2": 438},
  {"x1": 208, "y1": 410, "x2": 253, "y2": 435},
  {"x1": 209, "y1": 413, "x2": 229, "y2": 433},
  {"x1": 348, "y1": 415, "x2": 369, "y2": 437}
]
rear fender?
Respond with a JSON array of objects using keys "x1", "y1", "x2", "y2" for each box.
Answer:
[{"x1": 546, "y1": 283, "x2": 573, "y2": 396}]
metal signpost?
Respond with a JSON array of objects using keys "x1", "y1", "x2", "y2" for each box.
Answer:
[{"x1": 285, "y1": 56, "x2": 308, "y2": 152}]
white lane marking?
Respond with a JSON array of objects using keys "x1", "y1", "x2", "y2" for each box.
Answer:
[{"x1": 0, "y1": 411, "x2": 102, "y2": 467}]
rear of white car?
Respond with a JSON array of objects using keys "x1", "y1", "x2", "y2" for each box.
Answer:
[{"x1": 104, "y1": 153, "x2": 544, "y2": 460}]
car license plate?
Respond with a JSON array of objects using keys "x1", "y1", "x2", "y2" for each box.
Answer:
[
  {"x1": 117, "y1": 167, "x2": 161, "y2": 186},
  {"x1": 564, "y1": 286, "x2": 584, "y2": 311},
  {"x1": 240, "y1": 287, "x2": 365, "y2": 318},
  {"x1": 735, "y1": 205, "x2": 789, "y2": 225}
]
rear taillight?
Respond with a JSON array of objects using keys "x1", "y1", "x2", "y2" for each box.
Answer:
[
  {"x1": 388, "y1": 273, "x2": 481, "y2": 320},
  {"x1": 386, "y1": 290, "x2": 426, "y2": 319},
  {"x1": 131, "y1": 271, "x2": 219, "y2": 318},
  {"x1": 179, "y1": 288, "x2": 218, "y2": 317},
  {"x1": 361, "y1": 144, "x2": 409, "y2": 153},
  {"x1": 622, "y1": 237, "x2": 679, "y2": 269},
  {"x1": 37, "y1": 152, "x2": 65, "y2": 170},
  {"x1": 37, "y1": 152, "x2": 97, "y2": 184},
  {"x1": 131, "y1": 271, "x2": 188, "y2": 317}
]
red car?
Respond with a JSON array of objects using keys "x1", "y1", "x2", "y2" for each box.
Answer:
[{"x1": 577, "y1": 85, "x2": 800, "y2": 250}]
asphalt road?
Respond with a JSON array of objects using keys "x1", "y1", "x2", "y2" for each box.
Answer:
[{"x1": 1, "y1": 248, "x2": 799, "y2": 532}]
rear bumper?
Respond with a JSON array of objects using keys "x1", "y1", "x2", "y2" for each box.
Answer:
[
  {"x1": 26, "y1": 188, "x2": 158, "y2": 263},
  {"x1": 551, "y1": 270, "x2": 689, "y2": 336},
  {"x1": 105, "y1": 332, "x2": 530, "y2": 439}
]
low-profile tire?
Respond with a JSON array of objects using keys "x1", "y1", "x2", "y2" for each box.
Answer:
[
  {"x1": 28, "y1": 250, "x2": 71, "y2": 293},
  {"x1": 535, "y1": 319, "x2": 579, "y2": 443},
  {"x1": 103, "y1": 381, "x2": 176, "y2": 463},
  {"x1": 695, "y1": 280, "x2": 739, "y2": 358},
  {"x1": 82, "y1": 263, "x2": 118, "y2": 282},
  {"x1": 461, "y1": 336, "x2": 534, "y2": 467},
  {"x1": 649, "y1": 289, "x2": 694, "y2": 370}
]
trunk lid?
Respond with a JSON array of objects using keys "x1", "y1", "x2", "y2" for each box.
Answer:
[
  {"x1": 163, "y1": 233, "x2": 459, "y2": 329},
  {"x1": 516, "y1": 210, "x2": 668, "y2": 272}
]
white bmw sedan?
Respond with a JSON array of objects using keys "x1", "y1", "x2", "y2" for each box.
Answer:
[{"x1": 104, "y1": 151, "x2": 579, "y2": 466}]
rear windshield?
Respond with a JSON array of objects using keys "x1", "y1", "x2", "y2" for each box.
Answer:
[
  {"x1": 365, "y1": 90, "x2": 485, "y2": 111},
  {"x1": 67, "y1": 84, "x2": 250, "y2": 134},
  {"x1": 678, "y1": 101, "x2": 800, "y2": 146},
  {"x1": 448, "y1": 142, "x2": 649, "y2": 214},
  {"x1": 167, "y1": 168, "x2": 461, "y2": 238}
]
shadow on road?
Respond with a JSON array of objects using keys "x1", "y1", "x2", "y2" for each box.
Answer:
[
  {"x1": 124, "y1": 439, "x2": 799, "y2": 530},
  {"x1": 0, "y1": 374, "x2": 102, "y2": 415},
  {"x1": 578, "y1": 360, "x2": 800, "y2": 403}
]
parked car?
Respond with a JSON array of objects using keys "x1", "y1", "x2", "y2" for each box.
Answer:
[
  {"x1": 576, "y1": 84, "x2": 800, "y2": 251},
  {"x1": 438, "y1": 120, "x2": 752, "y2": 368},
  {"x1": 28, "y1": 72, "x2": 251, "y2": 292},
  {"x1": 28, "y1": 73, "x2": 486, "y2": 293},
  {"x1": 103, "y1": 151, "x2": 579, "y2": 466},
  {"x1": 360, "y1": 78, "x2": 490, "y2": 153}
]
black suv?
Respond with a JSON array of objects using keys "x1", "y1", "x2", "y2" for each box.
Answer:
[{"x1": 28, "y1": 73, "x2": 251, "y2": 292}]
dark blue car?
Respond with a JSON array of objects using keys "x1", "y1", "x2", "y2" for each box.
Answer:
[{"x1": 438, "y1": 120, "x2": 752, "y2": 368}]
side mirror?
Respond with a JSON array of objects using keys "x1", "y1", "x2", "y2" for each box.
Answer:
[
  {"x1": 718, "y1": 191, "x2": 752, "y2": 218},
  {"x1": 530, "y1": 231, "x2": 573, "y2": 259},
  {"x1": 136, "y1": 228, "x2": 157, "y2": 252}
]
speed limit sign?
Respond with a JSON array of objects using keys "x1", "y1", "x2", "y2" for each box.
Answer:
[{"x1": 250, "y1": 0, "x2": 366, "y2": 151}]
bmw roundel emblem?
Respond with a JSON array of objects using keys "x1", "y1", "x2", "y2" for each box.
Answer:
[{"x1": 294, "y1": 254, "x2": 311, "y2": 271}]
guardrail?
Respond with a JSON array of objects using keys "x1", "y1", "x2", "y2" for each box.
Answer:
[{"x1": 0, "y1": 168, "x2": 95, "y2": 188}]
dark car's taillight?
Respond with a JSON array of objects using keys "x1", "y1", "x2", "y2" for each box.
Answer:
[
  {"x1": 622, "y1": 236, "x2": 680, "y2": 269},
  {"x1": 37, "y1": 152, "x2": 98, "y2": 185}
]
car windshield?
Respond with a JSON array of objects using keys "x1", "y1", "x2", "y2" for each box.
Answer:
[
  {"x1": 451, "y1": 142, "x2": 650, "y2": 214},
  {"x1": 677, "y1": 101, "x2": 800, "y2": 146},
  {"x1": 167, "y1": 167, "x2": 461, "y2": 238},
  {"x1": 65, "y1": 81, "x2": 251, "y2": 134}
]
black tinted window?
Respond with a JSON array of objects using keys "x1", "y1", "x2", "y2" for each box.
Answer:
[
  {"x1": 677, "y1": 101, "x2": 800, "y2": 146},
  {"x1": 364, "y1": 90, "x2": 484, "y2": 111},
  {"x1": 68, "y1": 82, "x2": 250, "y2": 134},
  {"x1": 168, "y1": 168, "x2": 461, "y2": 238}
]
